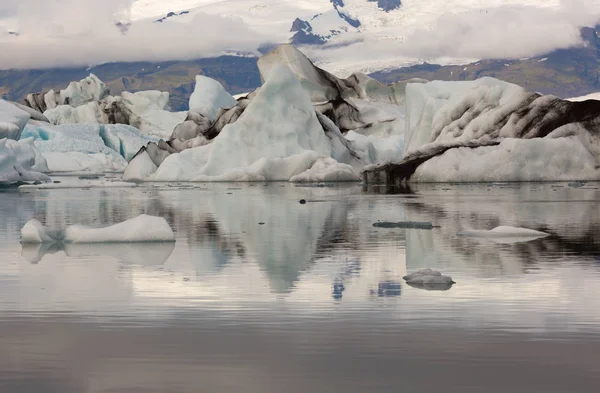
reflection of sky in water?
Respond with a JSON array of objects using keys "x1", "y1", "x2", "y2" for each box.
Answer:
[{"x1": 0, "y1": 182, "x2": 600, "y2": 333}]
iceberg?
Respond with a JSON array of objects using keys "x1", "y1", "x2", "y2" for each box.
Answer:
[
  {"x1": 22, "y1": 122, "x2": 156, "y2": 173},
  {"x1": 26, "y1": 74, "x2": 109, "y2": 112},
  {"x1": 23, "y1": 74, "x2": 185, "y2": 139},
  {"x1": 21, "y1": 215, "x2": 175, "y2": 244},
  {"x1": 0, "y1": 138, "x2": 50, "y2": 184},
  {"x1": 363, "y1": 78, "x2": 600, "y2": 183},
  {"x1": 126, "y1": 65, "x2": 360, "y2": 182},
  {"x1": 188, "y1": 75, "x2": 237, "y2": 121},
  {"x1": 458, "y1": 226, "x2": 550, "y2": 239},
  {"x1": 1, "y1": 99, "x2": 30, "y2": 140}
]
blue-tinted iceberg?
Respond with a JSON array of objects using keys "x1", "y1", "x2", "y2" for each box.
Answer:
[{"x1": 22, "y1": 122, "x2": 156, "y2": 173}]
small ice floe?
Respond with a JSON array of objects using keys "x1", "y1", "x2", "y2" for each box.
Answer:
[
  {"x1": 457, "y1": 226, "x2": 549, "y2": 242},
  {"x1": 373, "y1": 221, "x2": 437, "y2": 230},
  {"x1": 568, "y1": 181, "x2": 586, "y2": 188},
  {"x1": 403, "y1": 268, "x2": 455, "y2": 291},
  {"x1": 21, "y1": 214, "x2": 175, "y2": 244}
]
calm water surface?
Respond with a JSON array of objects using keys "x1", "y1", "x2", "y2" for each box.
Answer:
[{"x1": 1, "y1": 180, "x2": 600, "y2": 392}]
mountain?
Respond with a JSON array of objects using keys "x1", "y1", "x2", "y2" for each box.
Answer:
[
  {"x1": 371, "y1": 25, "x2": 600, "y2": 99},
  {"x1": 0, "y1": 56, "x2": 260, "y2": 112}
]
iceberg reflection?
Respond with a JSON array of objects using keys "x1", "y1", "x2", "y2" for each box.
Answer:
[{"x1": 21, "y1": 242, "x2": 175, "y2": 266}]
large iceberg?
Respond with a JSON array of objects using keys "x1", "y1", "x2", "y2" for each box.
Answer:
[
  {"x1": 363, "y1": 78, "x2": 600, "y2": 183},
  {"x1": 125, "y1": 65, "x2": 358, "y2": 182},
  {"x1": 21, "y1": 215, "x2": 175, "y2": 244},
  {"x1": 0, "y1": 137, "x2": 50, "y2": 184},
  {"x1": 124, "y1": 45, "x2": 422, "y2": 182}
]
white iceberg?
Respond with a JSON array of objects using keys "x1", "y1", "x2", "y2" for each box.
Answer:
[
  {"x1": 458, "y1": 226, "x2": 550, "y2": 239},
  {"x1": 21, "y1": 215, "x2": 175, "y2": 244},
  {"x1": 188, "y1": 75, "x2": 237, "y2": 121},
  {"x1": 0, "y1": 138, "x2": 50, "y2": 184},
  {"x1": 126, "y1": 65, "x2": 360, "y2": 182},
  {"x1": 364, "y1": 77, "x2": 600, "y2": 183},
  {"x1": 119, "y1": 91, "x2": 187, "y2": 139},
  {"x1": 44, "y1": 92, "x2": 186, "y2": 139},
  {"x1": 411, "y1": 137, "x2": 600, "y2": 182},
  {"x1": 0, "y1": 99, "x2": 30, "y2": 140},
  {"x1": 49, "y1": 73, "x2": 109, "y2": 108}
]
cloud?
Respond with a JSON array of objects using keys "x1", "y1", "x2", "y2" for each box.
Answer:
[
  {"x1": 1, "y1": 0, "x2": 600, "y2": 70},
  {"x1": 0, "y1": 0, "x2": 267, "y2": 69},
  {"x1": 308, "y1": 1, "x2": 600, "y2": 68}
]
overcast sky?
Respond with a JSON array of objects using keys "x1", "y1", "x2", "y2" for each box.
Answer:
[{"x1": 0, "y1": 0, "x2": 599, "y2": 70}]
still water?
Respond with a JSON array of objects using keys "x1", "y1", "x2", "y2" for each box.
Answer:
[{"x1": 1, "y1": 181, "x2": 600, "y2": 392}]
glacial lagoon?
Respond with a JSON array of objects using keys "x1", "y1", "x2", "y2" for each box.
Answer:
[{"x1": 1, "y1": 180, "x2": 600, "y2": 392}]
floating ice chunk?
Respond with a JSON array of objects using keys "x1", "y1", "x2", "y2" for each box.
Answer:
[
  {"x1": 20, "y1": 215, "x2": 174, "y2": 244},
  {"x1": 20, "y1": 219, "x2": 59, "y2": 244},
  {"x1": 0, "y1": 99, "x2": 30, "y2": 140},
  {"x1": 458, "y1": 226, "x2": 549, "y2": 238},
  {"x1": 188, "y1": 75, "x2": 237, "y2": 121},
  {"x1": 403, "y1": 268, "x2": 455, "y2": 290},
  {"x1": 64, "y1": 215, "x2": 175, "y2": 243},
  {"x1": 373, "y1": 221, "x2": 436, "y2": 229}
]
